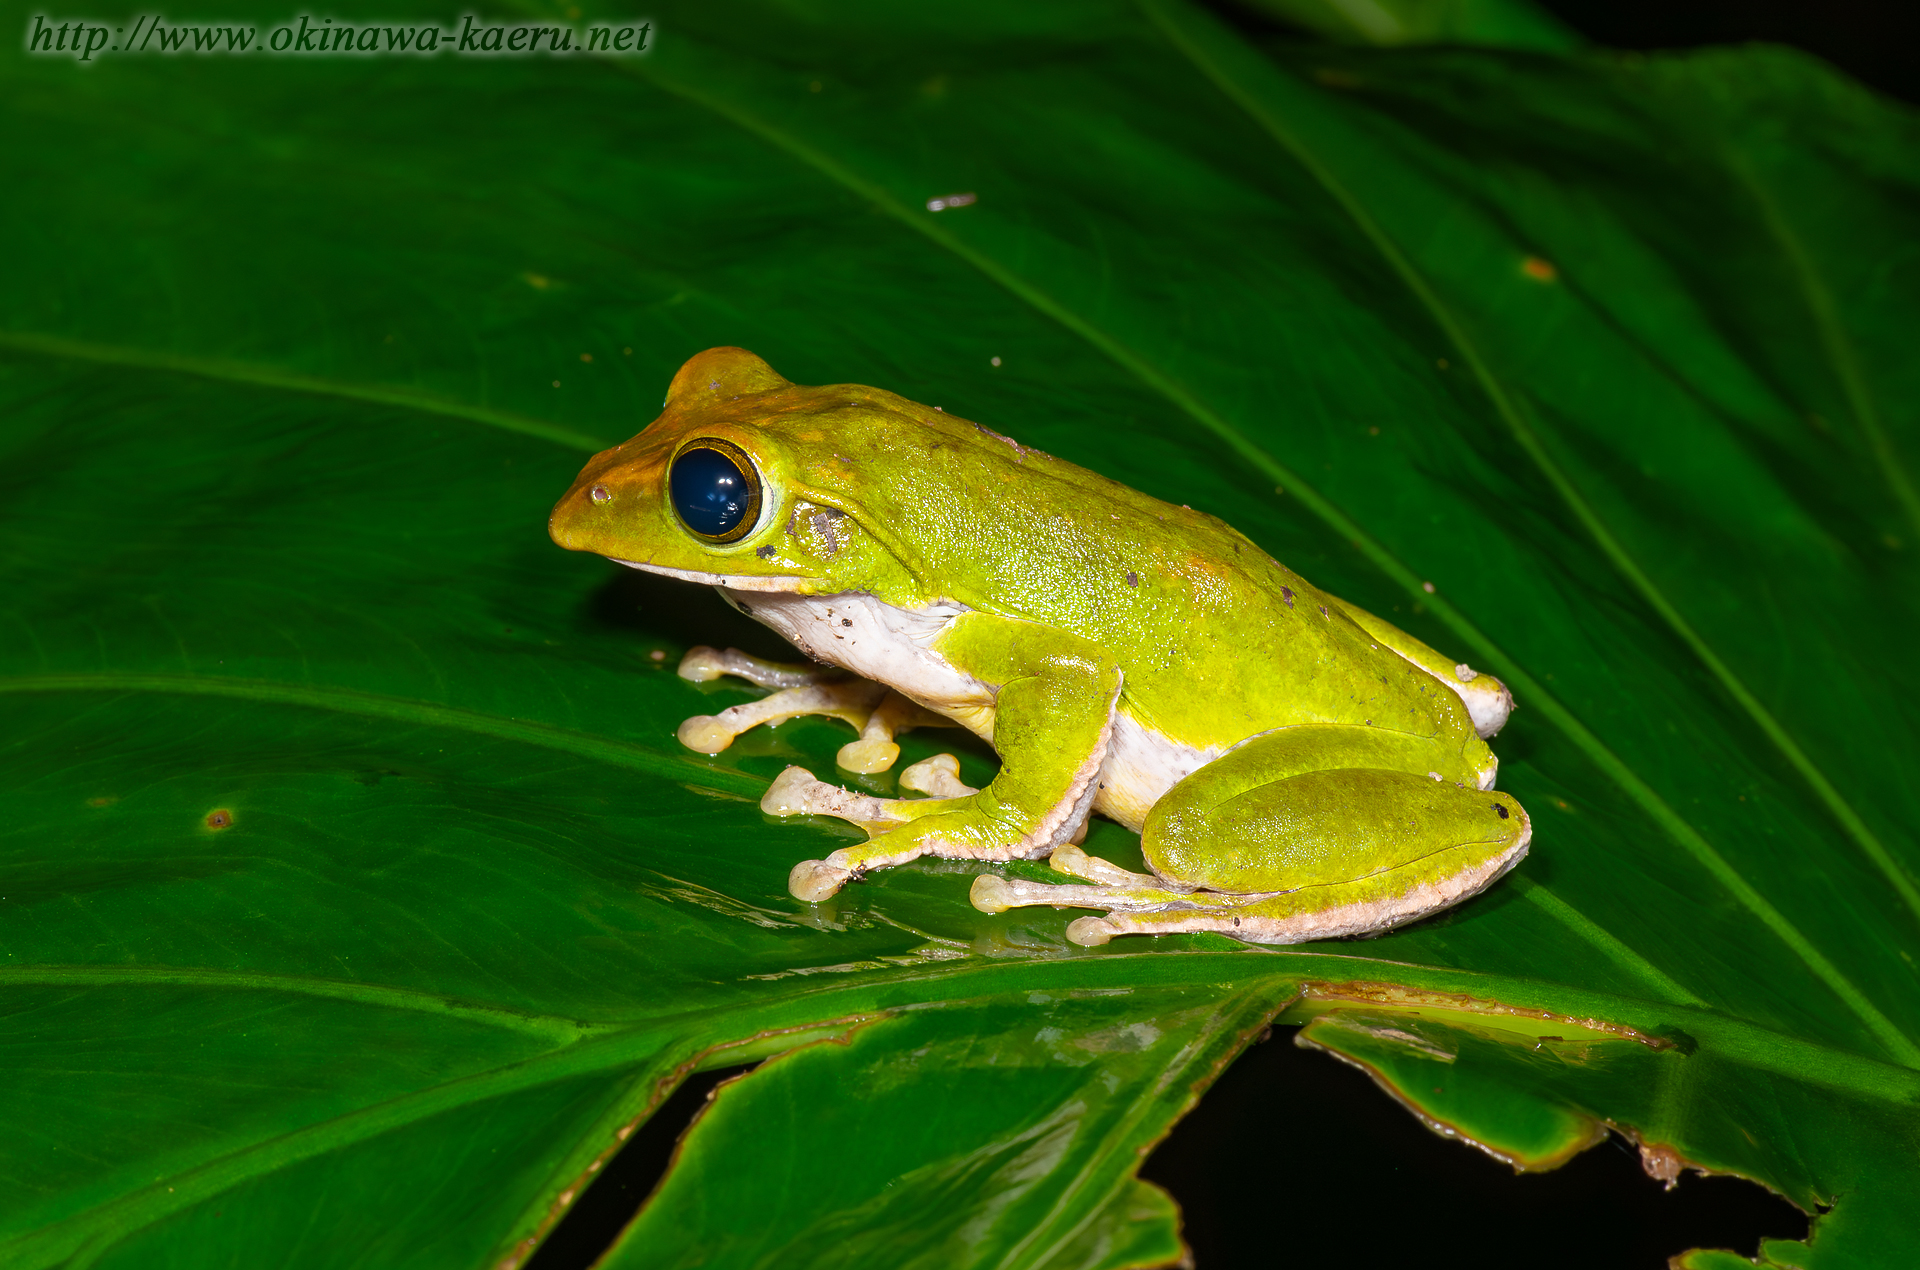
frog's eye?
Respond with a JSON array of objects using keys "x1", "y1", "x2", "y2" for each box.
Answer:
[{"x1": 669, "y1": 439, "x2": 762, "y2": 543}]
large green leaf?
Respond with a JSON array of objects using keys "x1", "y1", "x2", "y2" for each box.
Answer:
[{"x1": 3, "y1": 0, "x2": 1917, "y2": 1266}]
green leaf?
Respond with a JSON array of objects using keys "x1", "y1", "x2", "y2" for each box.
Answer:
[
  {"x1": 3, "y1": 0, "x2": 1918, "y2": 1266},
  {"x1": 603, "y1": 986, "x2": 1270, "y2": 1269},
  {"x1": 1230, "y1": 0, "x2": 1583, "y2": 52}
]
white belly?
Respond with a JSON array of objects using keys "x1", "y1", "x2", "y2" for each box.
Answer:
[
  {"x1": 722, "y1": 586, "x2": 1220, "y2": 832},
  {"x1": 622, "y1": 565, "x2": 1221, "y2": 831},
  {"x1": 1093, "y1": 712, "x2": 1222, "y2": 833}
]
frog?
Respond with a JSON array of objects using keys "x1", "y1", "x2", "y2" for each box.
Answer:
[{"x1": 548, "y1": 347, "x2": 1529, "y2": 947}]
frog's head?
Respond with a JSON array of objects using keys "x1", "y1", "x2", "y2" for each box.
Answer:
[{"x1": 549, "y1": 347, "x2": 934, "y2": 598}]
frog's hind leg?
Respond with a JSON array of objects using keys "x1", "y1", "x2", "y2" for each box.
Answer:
[
  {"x1": 1035, "y1": 843, "x2": 1166, "y2": 889},
  {"x1": 1324, "y1": 598, "x2": 1515, "y2": 738},
  {"x1": 969, "y1": 844, "x2": 1206, "y2": 919},
  {"x1": 970, "y1": 872, "x2": 1286, "y2": 949},
  {"x1": 1057, "y1": 807, "x2": 1526, "y2": 946},
  {"x1": 974, "y1": 726, "x2": 1530, "y2": 946}
]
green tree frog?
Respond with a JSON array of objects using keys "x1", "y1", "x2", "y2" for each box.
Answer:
[{"x1": 550, "y1": 348, "x2": 1529, "y2": 946}]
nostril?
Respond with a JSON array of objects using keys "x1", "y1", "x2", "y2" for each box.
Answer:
[{"x1": 590, "y1": 484, "x2": 612, "y2": 504}]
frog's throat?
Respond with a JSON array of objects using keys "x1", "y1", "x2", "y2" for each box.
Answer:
[
  {"x1": 706, "y1": 588, "x2": 988, "y2": 734},
  {"x1": 610, "y1": 559, "x2": 813, "y2": 593}
]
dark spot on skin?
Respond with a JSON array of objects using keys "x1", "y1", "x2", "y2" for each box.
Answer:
[
  {"x1": 1233, "y1": 916, "x2": 1241, "y2": 927},
  {"x1": 1493, "y1": 804, "x2": 1509, "y2": 819},
  {"x1": 205, "y1": 809, "x2": 234, "y2": 830},
  {"x1": 1280, "y1": 586, "x2": 1294, "y2": 609},
  {"x1": 737, "y1": 602, "x2": 754, "y2": 615},
  {"x1": 841, "y1": 618, "x2": 853, "y2": 627},
  {"x1": 755, "y1": 545, "x2": 776, "y2": 559},
  {"x1": 809, "y1": 509, "x2": 844, "y2": 556},
  {"x1": 1126, "y1": 571, "x2": 1139, "y2": 587}
]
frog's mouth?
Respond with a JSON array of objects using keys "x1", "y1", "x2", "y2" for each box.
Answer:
[{"x1": 609, "y1": 558, "x2": 813, "y2": 593}]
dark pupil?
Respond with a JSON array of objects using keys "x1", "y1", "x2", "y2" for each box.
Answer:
[{"x1": 670, "y1": 447, "x2": 753, "y2": 537}]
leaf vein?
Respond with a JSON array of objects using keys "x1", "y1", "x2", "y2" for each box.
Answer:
[
  {"x1": 0, "y1": 673, "x2": 764, "y2": 798},
  {"x1": 0, "y1": 330, "x2": 611, "y2": 452}
]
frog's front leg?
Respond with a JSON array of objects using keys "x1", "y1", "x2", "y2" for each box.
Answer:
[
  {"x1": 975, "y1": 725, "x2": 1530, "y2": 946},
  {"x1": 675, "y1": 677, "x2": 886, "y2": 756},
  {"x1": 776, "y1": 616, "x2": 1121, "y2": 902},
  {"x1": 835, "y1": 690, "x2": 954, "y2": 775},
  {"x1": 673, "y1": 645, "x2": 947, "y2": 772},
  {"x1": 677, "y1": 645, "x2": 842, "y2": 690}
]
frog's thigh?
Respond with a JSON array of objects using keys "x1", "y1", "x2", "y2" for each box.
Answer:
[
  {"x1": 1081, "y1": 767, "x2": 1528, "y2": 946},
  {"x1": 1143, "y1": 724, "x2": 1487, "y2": 892},
  {"x1": 989, "y1": 727, "x2": 1527, "y2": 943}
]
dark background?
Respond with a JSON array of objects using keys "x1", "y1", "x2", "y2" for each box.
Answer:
[
  {"x1": 533, "y1": 1028, "x2": 1810, "y2": 1270},
  {"x1": 1541, "y1": 0, "x2": 1919, "y2": 104},
  {"x1": 531, "y1": 1, "x2": 1905, "y2": 1265}
]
